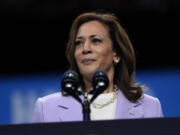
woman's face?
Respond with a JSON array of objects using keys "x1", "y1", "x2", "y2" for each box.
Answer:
[{"x1": 74, "y1": 21, "x2": 118, "y2": 80}]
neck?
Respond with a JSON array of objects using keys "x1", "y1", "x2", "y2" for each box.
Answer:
[
  {"x1": 103, "y1": 78, "x2": 114, "y2": 94},
  {"x1": 84, "y1": 78, "x2": 92, "y2": 93}
]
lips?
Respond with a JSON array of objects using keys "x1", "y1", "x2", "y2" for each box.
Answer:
[{"x1": 81, "y1": 58, "x2": 96, "y2": 65}]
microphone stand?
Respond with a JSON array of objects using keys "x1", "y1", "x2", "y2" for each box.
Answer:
[
  {"x1": 82, "y1": 93, "x2": 90, "y2": 121},
  {"x1": 77, "y1": 88, "x2": 95, "y2": 122},
  {"x1": 62, "y1": 70, "x2": 108, "y2": 122},
  {"x1": 67, "y1": 85, "x2": 107, "y2": 122},
  {"x1": 72, "y1": 88, "x2": 91, "y2": 122},
  {"x1": 78, "y1": 87, "x2": 105, "y2": 122},
  {"x1": 70, "y1": 87, "x2": 110, "y2": 122},
  {"x1": 81, "y1": 88, "x2": 100, "y2": 122}
]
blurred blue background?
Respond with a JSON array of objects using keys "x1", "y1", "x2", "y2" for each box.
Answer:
[{"x1": 0, "y1": 68, "x2": 180, "y2": 124}]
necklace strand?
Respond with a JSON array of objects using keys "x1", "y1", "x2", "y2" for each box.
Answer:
[{"x1": 91, "y1": 85, "x2": 118, "y2": 109}]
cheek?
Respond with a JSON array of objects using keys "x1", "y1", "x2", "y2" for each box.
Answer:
[
  {"x1": 74, "y1": 49, "x2": 81, "y2": 63},
  {"x1": 100, "y1": 47, "x2": 114, "y2": 59},
  {"x1": 99, "y1": 50, "x2": 115, "y2": 66},
  {"x1": 103, "y1": 53, "x2": 114, "y2": 63}
]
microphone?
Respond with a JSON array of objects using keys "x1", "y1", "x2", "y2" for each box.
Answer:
[
  {"x1": 61, "y1": 70, "x2": 82, "y2": 103},
  {"x1": 90, "y1": 70, "x2": 109, "y2": 103}
]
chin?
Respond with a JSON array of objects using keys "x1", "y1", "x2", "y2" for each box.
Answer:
[{"x1": 80, "y1": 68, "x2": 97, "y2": 79}]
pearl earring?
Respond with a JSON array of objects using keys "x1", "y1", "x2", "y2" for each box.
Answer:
[{"x1": 114, "y1": 59, "x2": 119, "y2": 64}]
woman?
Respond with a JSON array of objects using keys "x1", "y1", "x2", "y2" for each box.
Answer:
[{"x1": 33, "y1": 11, "x2": 163, "y2": 122}]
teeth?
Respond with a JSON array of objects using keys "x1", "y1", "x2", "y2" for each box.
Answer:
[{"x1": 82, "y1": 59, "x2": 94, "y2": 63}]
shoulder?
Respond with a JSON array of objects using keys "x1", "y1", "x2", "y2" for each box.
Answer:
[
  {"x1": 36, "y1": 92, "x2": 74, "y2": 105},
  {"x1": 142, "y1": 94, "x2": 160, "y2": 104},
  {"x1": 140, "y1": 94, "x2": 163, "y2": 117},
  {"x1": 38, "y1": 92, "x2": 62, "y2": 103}
]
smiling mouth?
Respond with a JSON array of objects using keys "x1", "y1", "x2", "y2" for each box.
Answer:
[{"x1": 81, "y1": 59, "x2": 96, "y2": 65}]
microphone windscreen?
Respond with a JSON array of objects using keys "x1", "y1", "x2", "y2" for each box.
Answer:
[
  {"x1": 90, "y1": 70, "x2": 109, "y2": 103},
  {"x1": 61, "y1": 70, "x2": 82, "y2": 103},
  {"x1": 92, "y1": 69, "x2": 109, "y2": 92},
  {"x1": 61, "y1": 70, "x2": 79, "y2": 92}
]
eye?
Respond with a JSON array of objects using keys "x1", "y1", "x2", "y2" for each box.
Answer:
[
  {"x1": 92, "y1": 38, "x2": 102, "y2": 44},
  {"x1": 74, "y1": 40, "x2": 84, "y2": 46}
]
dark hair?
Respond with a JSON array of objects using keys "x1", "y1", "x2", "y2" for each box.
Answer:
[{"x1": 65, "y1": 11, "x2": 144, "y2": 102}]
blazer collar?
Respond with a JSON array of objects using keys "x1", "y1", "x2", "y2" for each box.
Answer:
[{"x1": 115, "y1": 90, "x2": 144, "y2": 119}]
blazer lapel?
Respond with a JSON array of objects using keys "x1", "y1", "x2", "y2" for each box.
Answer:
[
  {"x1": 56, "y1": 95, "x2": 83, "y2": 122},
  {"x1": 55, "y1": 91, "x2": 144, "y2": 121},
  {"x1": 115, "y1": 90, "x2": 144, "y2": 119}
]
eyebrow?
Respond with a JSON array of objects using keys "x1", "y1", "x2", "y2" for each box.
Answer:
[
  {"x1": 76, "y1": 34, "x2": 100, "y2": 39},
  {"x1": 90, "y1": 35, "x2": 100, "y2": 38}
]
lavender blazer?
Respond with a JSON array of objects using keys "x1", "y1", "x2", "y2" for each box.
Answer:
[{"x1": 33, "y1": 90, "x2": 163, "y2": 122}]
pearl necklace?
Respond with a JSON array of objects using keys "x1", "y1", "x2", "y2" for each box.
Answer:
[{"x1": 91, "y1": 85, "x2": 118, "y2": 109}]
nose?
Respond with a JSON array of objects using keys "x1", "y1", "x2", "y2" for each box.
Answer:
[{"x1": 82, "y1": 40, "x2": 92, "y2": 54}]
